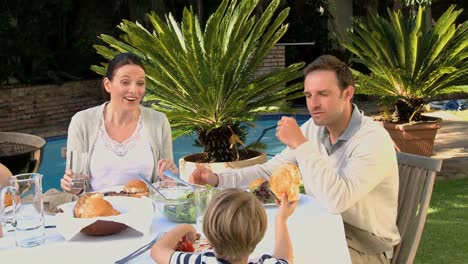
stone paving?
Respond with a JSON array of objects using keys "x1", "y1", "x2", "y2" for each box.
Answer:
[
  {"x1": 425, "y1": 111, "x2": 468, "y2": 180},
  {"x1": 357, "y1": 101, "x2": 468, "y2": 180}
]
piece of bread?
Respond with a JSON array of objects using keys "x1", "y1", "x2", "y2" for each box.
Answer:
[
  {"x1": 269, "y1": 163, "x2": 301, "y2": 202},
  {"x1": 249, "y1": 178, "x2": 267, "y2": 191},
  {"x1": 4, "y1": 193, "x2": 13, "y2": 207},
  {"x1": 74, "y1": 193, "x2": 120, "y2": 218},
  {"x1": 3, "y1": 193, "x2": 19, "y2": 207},
  {"x1": 104, "y1": 179, "x2": 149, "y2": 198},
  {"x1": 123, "y1": 179, "x2": 147, "y2": 193}
]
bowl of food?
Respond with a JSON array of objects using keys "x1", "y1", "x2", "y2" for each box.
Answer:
[{"x1": 149, "y1": 181, "x2": 218, "y2": 223}]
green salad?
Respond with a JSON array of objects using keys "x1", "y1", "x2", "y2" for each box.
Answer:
[
  {"x1": 299, "y1": 183, "x2": 305, "y2": 194},
  {"x1": 162, "y1": 185, "x2": 216, "y2": 223},
  {"x1": 163, "y1": 198, "x2": 197, "y2": 223}
]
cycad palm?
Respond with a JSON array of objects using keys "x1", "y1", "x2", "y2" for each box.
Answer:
[
  {"x1": 341, "y1": 5, "x2": 468, "y2": 123},
  {"x1": 91, "y1": 0, "x2": 305, "y2": 162}
]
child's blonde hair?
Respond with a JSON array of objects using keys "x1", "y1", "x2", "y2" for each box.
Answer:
[{"x1": 203, "y1": 188, "x2": 267, "y2": 262}]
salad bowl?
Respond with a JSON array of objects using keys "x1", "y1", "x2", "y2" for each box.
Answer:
[{"x1": 149, "y1": 181, "x2": 218, "y2": 223}]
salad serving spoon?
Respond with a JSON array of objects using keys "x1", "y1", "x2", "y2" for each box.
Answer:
[
  {"x1": 162, "y1": 170, "x2": 200, "y2": 190},
  {"x1": 138, "y1": 174, "x2": 168, "y2": 200}
]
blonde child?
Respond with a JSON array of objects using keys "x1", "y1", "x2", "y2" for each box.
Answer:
[{"x1": 151, "y1": 188, "x2": 297, "y2": 264}]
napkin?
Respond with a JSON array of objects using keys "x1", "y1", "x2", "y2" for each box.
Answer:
[
  {"x1": 56, "y1": 196, "x2": 154, "y2": 240},
  {"x1": 43, "y1": 188, "x2": 79, "y2": 214}
]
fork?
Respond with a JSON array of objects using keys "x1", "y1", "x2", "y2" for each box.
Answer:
[{"x1": 114, "y1": 232, "x2": 165, "y2": 264}]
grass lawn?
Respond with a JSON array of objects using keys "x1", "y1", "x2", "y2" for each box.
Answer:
[{"x1": 414, "y1": 177, "x2": 468, "y2": 263}]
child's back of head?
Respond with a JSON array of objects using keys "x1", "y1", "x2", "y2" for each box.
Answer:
[{"x1": 203, "y1": 188, "x2": 267, "y2": 262}]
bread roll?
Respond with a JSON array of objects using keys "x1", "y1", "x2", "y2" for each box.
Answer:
[
  {"x1": 123, "y1": 179, "x2": 147, "y2": 193},
  {"x1": 4, "y1": 193, "x2": 13, "y2": 207},
  {"x1": 74, "y1": 193, "x2": 120, "y2": 218},
  {"x1": 269, "y1": 164, "x2": 301, "y2": 202},
  {"x1": 105, "y1": 179, "x2": 149, "y2": 198}
]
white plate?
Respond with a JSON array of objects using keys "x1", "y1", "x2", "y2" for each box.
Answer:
[
  {"x1": 194, "y1": 237, "x2": 213, "y2": 252},
  {"x1": 3, "y1": 204, "x2": 14, "y2": 213},
  {"x1": 98, "y1": 185, "x2": 125, "y2": 193},
  {"x1": 263, "y1": 203, "x2": 277, "y2": 208},
  {"x1": 247, "y1": 188, "x2": 277, "y2": 207}
]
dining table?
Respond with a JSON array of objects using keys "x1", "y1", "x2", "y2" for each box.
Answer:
[{"x1": 0, "y1": 194, "x2": 351, "y2": 264}]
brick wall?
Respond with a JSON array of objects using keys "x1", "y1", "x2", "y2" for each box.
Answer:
[
  {"x1": 255, "y1": 45, "x2": 285, "y2": 77},
  {"x1": 0, "y1": 80, "x2": 105, "y2": 137},
  {"x1": 0, "y1": 47, "x2": 286, "y2": 138}
]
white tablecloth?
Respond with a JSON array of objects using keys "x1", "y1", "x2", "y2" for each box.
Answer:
[{"x1": 0, "y1": 195, "x2": 351, "y2": 264}]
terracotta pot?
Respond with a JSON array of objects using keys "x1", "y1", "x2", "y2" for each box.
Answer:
[
  {"x1": 178, "y1": 150, "x2": 267, "y2": 181},
  {"x1": 382, "y1": 117, "x2": 442, "y2": 156}
]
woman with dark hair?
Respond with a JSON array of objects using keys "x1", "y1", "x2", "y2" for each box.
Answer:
[{"x1": 60, "y1": 53, "x2": 177, "y2": 194}]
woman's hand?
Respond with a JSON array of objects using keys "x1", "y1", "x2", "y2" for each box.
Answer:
[
  {"x1": 157, "y1": 159, "x2": 179, "y2": 181},
  {"x1": 60, "y1": 169, "x2": 87, "y2": 195}
]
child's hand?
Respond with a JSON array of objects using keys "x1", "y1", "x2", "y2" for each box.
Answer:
[
  {"x1": 176, "y1": 235, "x2": 195, "y2": 252},
  {"x1": 276, "y1": 193, "x2": 298, "y2": 221},
  {"x1": 174, "y1": 224, "x2": 197, "y2": 252},
  {"x1": 151, "y1": 224, "x2": 197, "y2": 263}
]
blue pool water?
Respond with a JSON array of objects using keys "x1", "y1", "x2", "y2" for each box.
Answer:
[{"x1": 38, "y1": 115, "x2": 309, "y2": 191}]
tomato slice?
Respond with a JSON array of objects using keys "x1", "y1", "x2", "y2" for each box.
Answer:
[{"x1": 184, "y1": 241, "x2": 195, "y2": 252}]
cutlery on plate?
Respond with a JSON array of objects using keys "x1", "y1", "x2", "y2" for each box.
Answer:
[{"x1": 114, "y1": 232, "x2": 165, "y2": 264}]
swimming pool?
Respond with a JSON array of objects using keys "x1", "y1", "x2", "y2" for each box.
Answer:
[{"x1": 38, "y1": 115, "x2": 309, "y2": 191}]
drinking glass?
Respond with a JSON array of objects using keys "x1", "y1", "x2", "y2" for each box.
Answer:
[
  {"x1": 68, "y1": 150, "x2": 87, "y2": 191},
  {"x1": 0, "y1": 173, "x2": 45, "y2": 247},
  {"x1": 194, "y1": 187, "x2": 218, "y2": 236}
]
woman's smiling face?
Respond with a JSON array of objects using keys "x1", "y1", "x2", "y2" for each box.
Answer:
[{"x1": 104, "y1": 64, "x2": 146, "y2": 110}]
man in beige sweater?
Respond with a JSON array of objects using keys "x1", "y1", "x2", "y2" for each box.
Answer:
[{"x1": 190, "y1": 55, "x2": 400, "y2": 263}]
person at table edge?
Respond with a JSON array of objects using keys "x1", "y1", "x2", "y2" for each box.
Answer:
[
  {"x1": 61, "y1": 52, "x2": 177, "y2": 194},
  {"x1": 190, "y1": 55, "x2": 400, "y2": 264}
]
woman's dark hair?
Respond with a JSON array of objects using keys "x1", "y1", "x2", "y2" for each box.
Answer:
[{"x1": 105, "y1": 52, "x2": 145, "y2": 80}]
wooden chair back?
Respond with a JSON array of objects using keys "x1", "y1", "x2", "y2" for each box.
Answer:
[{"x1": 392, "y1": 152, "x2": 442, "y2": 264}]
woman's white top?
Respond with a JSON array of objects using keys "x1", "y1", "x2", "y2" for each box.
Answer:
[{"x1": 89, "y1": 114, "x2": 154, "y2": 191}]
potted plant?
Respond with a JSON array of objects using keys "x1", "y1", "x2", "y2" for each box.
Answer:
[
  {"x1": 340, "y1": 5, "x2": 468, "y2": 156},
  {"x1": 91, "y1": 0, "x2": 305, "y2": 177}
]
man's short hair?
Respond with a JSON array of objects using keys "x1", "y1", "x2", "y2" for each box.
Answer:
[
  {"x1": 203, "y1": 188, "x2": 267, "y2": 262},
  {"x1": 303, "y1": 55, "x2": 355, "y2": 91}
]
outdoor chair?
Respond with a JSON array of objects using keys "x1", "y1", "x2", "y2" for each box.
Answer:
[{"x1": 392, "y1": 152, "x2": 443, "y2": 264}]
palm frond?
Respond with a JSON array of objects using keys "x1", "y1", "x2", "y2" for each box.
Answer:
[
  {"x1": 91, "y1": 0, "x2": 304, "y2": 162},
  {"x1": 341, "y1": 5, "x2": 468, "y2": 122}
]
